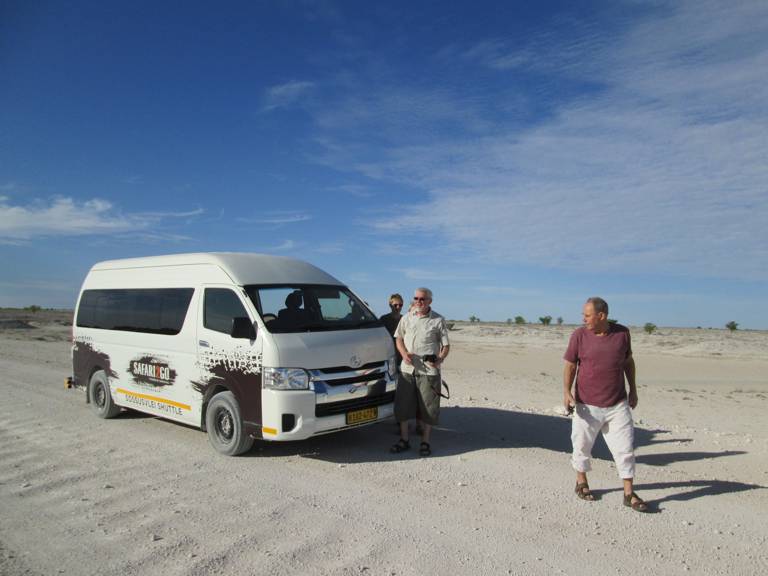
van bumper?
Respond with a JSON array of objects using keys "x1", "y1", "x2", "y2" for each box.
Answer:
[{"x1": 258, "y1": 375, "x2": 396, "y2": 441}]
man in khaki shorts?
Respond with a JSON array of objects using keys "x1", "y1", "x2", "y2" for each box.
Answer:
[{"x1": 390, "y1": 287, "x2": 450, "y2": 457}]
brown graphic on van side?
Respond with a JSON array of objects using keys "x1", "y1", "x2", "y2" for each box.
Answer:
[
  {"x1": 128, "y1": 355, "x2": 177, "y2": 387},
  {"x1": 194, "y1": 348, "x2": 263, "y2": 437},
  {"x1": 72, "y1": 340, "x2": 118, "y2": 388}
]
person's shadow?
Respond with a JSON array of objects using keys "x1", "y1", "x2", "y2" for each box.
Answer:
[
  {"x1": 251, "y1": 405, "x2": 747, "y2": 468},
  {"x1": 248, "y1": 406, "x2": 762, "y2": 510},
  {"x1": 588, "y1": 479, "x2": 763, "y2": 513}
]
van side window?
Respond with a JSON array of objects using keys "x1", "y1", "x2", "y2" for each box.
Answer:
[
  {"x1": 204, "y1": 288, "x2": 248, "y2": 334},
  {"x1": 76, "y1": 288, "x2": 193, "y2": 335}
]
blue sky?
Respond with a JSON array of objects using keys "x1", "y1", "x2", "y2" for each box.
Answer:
[{"x1": 1, "y1": 0, "x2": 766, "y2": 328}]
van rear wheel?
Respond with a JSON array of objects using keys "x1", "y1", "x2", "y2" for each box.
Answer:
[
  {"x1": 88, "y1": 370, "x2": 121, "y2": 418},
  {"x1": 205, "y1": 391, "x2": 254, "y2": 456}
]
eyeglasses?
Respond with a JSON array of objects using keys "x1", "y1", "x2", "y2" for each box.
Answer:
[{"x1": 413, "y1": 297, "x2": 427, "y2": 301}]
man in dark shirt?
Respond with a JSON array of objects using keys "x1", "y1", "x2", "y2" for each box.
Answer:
[
  {"x1": 563, "y1": 297, "x2": 648, "y2": 512},
  {"x1": 379, "y1": 293, "x2": 404, "y2": 366}
]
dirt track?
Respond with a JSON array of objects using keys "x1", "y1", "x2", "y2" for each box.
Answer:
[{"x1": 1, "y1": 317, "x2": 767, "y2": 575}]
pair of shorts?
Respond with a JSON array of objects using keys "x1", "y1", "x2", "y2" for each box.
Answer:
[
  {"x1": 394, "y1": 372, "x2": 441, "y2": 425},
  {"x1": 571, "y1": 400, "x2": 635, "y2": 479}
]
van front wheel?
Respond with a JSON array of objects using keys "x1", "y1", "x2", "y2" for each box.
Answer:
[
  {"x1": 88, "y1": 370, "x2": 121, "y2": 419},
  {"x1": 205, "y1": 391, "x2": 254, "y2": 456}
]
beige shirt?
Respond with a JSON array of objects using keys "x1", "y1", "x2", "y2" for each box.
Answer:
[{"x1": 395, "y1": 309, "x2": 450, "y2": 375}]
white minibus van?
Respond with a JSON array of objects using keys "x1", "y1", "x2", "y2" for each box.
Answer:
[{"x1": 70, "y1": 253, "x2": 397, "y2": 455}]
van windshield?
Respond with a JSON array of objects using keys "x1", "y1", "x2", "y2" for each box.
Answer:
[{"x1": 245, "y1": 285, "x2": 382, "y2": 334}]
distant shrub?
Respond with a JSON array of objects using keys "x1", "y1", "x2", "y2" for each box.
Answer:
[
  {"x1": 726, "y1": 321, "x2": 738, "y2": 331},
  {"x1": 539, "y1": 315, "x2": 552, "y2": 326},
  {"x1": 608, "y1": 318, "x2": 618, "y2": 324},
  {"x1": 24, "y1": 305, "x2": 42, "y2": 313},
  {"x1": 469, "y1": 315, "x2": 480, "y2": 323},
  {"x1": 556, "y1": 317, "x2": 563, "y2": 326},
  {"x1": 514, "y1": 316, "x2": 526, "y2": 325},
  {"x1": 644, "y1": 322, "x2": 657, "y2": 335}
]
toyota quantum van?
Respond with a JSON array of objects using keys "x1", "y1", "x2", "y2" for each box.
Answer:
[{"x1": 70, "y1": 253, "x2": 397, "y2": 455}]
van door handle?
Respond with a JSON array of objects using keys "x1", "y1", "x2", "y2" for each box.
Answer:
[{"x1": 199, "y1": 340, "x2": 210, "y2": 348}]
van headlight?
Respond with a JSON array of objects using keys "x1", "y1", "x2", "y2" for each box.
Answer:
[
  {"x1": 387, "y1": 355, "x2": 398, "y2": 380},
  {"x1": 263, "y1": 367, "x2": 309, "y2": 390}
]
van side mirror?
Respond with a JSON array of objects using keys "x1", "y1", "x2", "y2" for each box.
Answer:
[{"x1": 231, "y1": 317, "x2": 256, "y2": 340}]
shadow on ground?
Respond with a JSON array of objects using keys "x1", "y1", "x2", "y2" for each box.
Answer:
[
  {"x1": 590, "y1": 479, "x2": 765, "y2": 512},
  {"x1": 249, "y1": 406, "x2": 744, "y2": 470}
]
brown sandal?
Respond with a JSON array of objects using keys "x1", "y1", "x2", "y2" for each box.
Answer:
[
  {"x1": 623, "y1": 492, "x2": 648, "y2": 512},
  {"x1": 575, "y1": 482, "x2": 596, "y2": 501},
  {"x1": 390, "y1": 438, "x2": 410, "y2": 453}
]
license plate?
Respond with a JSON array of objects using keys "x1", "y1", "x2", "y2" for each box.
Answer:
[{"x1": 346, "y1": 406, "x2": 378, "y2": 425}]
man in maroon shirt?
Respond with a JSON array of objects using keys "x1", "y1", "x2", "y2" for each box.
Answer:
[{"x1": 563, "y1": 297, "x2": 648, "y2": 512}]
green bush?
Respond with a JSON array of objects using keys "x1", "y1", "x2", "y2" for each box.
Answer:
[
  {"x1": 539, "y1": 315, "x2": 552, "y2": 326},
  {"x1": 726, "y1": 321, "x2": 738, "y2": 331},
  {"x1": 514, "y1": 316, "x2": 526, "y2": 325},
  {"x1": 556, "y1": 317, "x2": 563, "y2": 326},
  {"x1": 644, "y1": 322, "x2": 657, "y2": 335}
]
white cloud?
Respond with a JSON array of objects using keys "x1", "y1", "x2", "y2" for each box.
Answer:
[
  {"x1": 135, "y1": 208, "x2": 204, "y2": 219},
  {"x1": 237, "y1": 211, "x2": 312, "y2": 225},
  {"x1": 0, "y1": 279, "x2": 76, "y2": 292},
  {"x1": 397, "y1": 268, "x2": 480, "y2": 282},
  {"x1": 268, "y1": 239, "x2": 296, "y2": 251},
  {"x1": 261, "y1": 80, "x2": 315, "y2": 112},
  {"x1": 312, "y1": 242, "x2": 345, "y2": 254},
  {"x1": 328, "y1": 184, "x2": 375, "y2": 198},
  {"x1": 311, "y1": 0, "x2": 768, "y2": 281},
  {"x1": 0, "y1": 196, "x2": 203, "y2": 241},
  {"x1": 346, "y1": 272, "x2": 372, "y2": 283}
]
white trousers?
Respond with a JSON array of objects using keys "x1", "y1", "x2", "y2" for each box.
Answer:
[{"x1": 571, "y1": 400, "x2": 635, "y2": 479}]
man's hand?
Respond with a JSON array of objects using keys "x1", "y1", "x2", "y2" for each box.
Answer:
[
  {"x1": 628, "y1": 389, "x2": 638, "y2": 409},
  {"x1": 564, "y1": 391, "x2": 576, "y2": 414},
  {"x1": 402, "y1": 353, "x2": 415, "y2": 365}
]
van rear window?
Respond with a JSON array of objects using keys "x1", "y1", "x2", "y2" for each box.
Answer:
[{"x1": 76, "y1": 288, "x2": 194, "y2": 335}]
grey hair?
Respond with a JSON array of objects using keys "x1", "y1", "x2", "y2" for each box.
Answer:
[
  {"x1": 586, "y1": 297, "x2": 609, "y2": 316},
  {"x1": 415, "y1": 287, "x2": 433, "y2": 300}
]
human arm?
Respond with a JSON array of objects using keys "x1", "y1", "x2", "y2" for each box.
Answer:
[
  {"x1": 429, "y1": 345, "x2": 450, "y2": 367},
  {"x1": 625, "y1": 354, "x2": 637, "y2": 408},
  {"x1": 396, "y1": 336, "x2": 413, "y2": 365},
  {"x1": 563, "y1": 360, "x2": 577, "y2": 413},
  {"x1": 429, "y1": 318, "x2": 451, "y2": 367}
]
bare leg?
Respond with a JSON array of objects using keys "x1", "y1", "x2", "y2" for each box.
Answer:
[
  {"x1": 400, "y1": 420, "x2": 410, "y2": 442},
  {"x1": 420, "y1": 422, "x2": 431, "y2": 445},
  {"x1": 575, "y1": 471, "x2": 595, "y2": 500},
  {"x1": 623, "y1": 477, "x2": 633, "y2": 496},
  {"x1": 622, "y1": 477, "x2": 648, "y2": 510}
]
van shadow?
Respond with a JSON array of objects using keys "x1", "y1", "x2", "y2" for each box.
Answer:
[{"x1": 255, "y1": 406, "x2": 743, "y2": 469}]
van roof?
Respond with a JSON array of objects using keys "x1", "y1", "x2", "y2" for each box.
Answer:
[{"x1": 91, "y1": 252, "x2": 343, "y2": 286}]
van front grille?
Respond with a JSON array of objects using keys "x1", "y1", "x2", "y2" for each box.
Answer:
[
  {"x1": 309, "y1": 361, "x2": 388, "y2": 387},
  {"x1": 315, "y1": 391, "x2": 395, "y2": 417}
]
